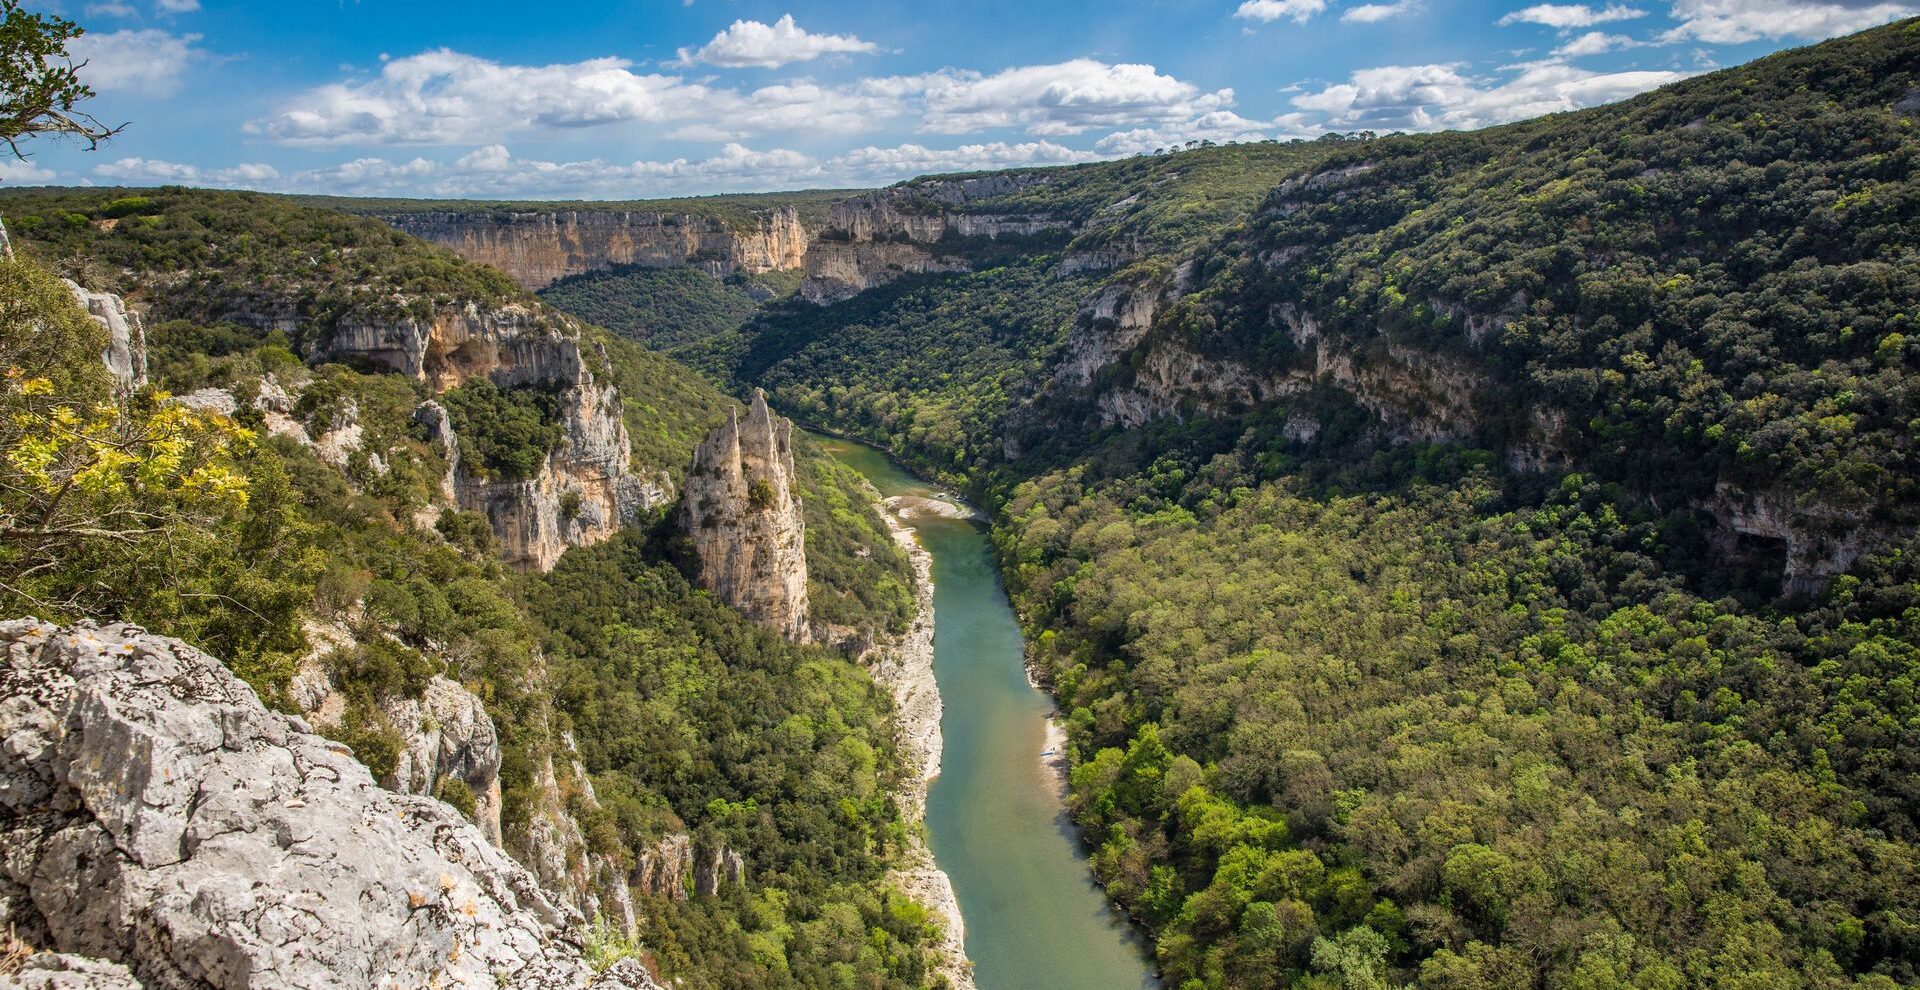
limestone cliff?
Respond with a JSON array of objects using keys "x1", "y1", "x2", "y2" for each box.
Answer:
[
  {"x1": 631, "y1": 835, "x2": 745, "y2": 901},
  {"x1": 383, "y1": 208, "x2": 810, "y2": 291},
  {"x1": 680, "y1": 390, "x2": 809, "y2": 640},
  {"x1": 290, "y1": 626, "x2": 507, "y2": 847},
  {"x1": 0, "y1": 618, "x2": 661, "y2": 990},
  {"x1": 800, "y1": 177, "x2": 1075, "y2": 303},
  {"x1": 318, "y1": 300, "x2": 663, "y2": 571},
  {"x1": 63, "y1": 281, "x2": 146, "y2": 394}
]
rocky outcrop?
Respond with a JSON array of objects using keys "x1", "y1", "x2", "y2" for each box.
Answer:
[
  {"x1": 800, "y1": 179, "x2": 1075, "y2": 303},
  {"x1": 513, "y1": 741, "x2": 637, "y2": 937},
  {"x1": 382, "y1": 208, "x2": 810, "y2": 291},
  {"x1": 0, "y1": 619, "x2": 660, "y2": 990},
  {"x1": 320, "y1": 301, "x2": 664, "y2": 571},
  {"x1": 680, "y1": 390, "x2": 809, "y2": 641},
  {"x1": 290, "y1": 633, "x2": 506, "y2": 847},
  {"x1": 631, "y1": 835, "x2": 744, "y2": 901},
  {"x1": 63, "y1": 282, "x2": 146, "y2": 394},
  {"x1": 1706, "y1": 485, "x2": 1880, "y2": 597}
]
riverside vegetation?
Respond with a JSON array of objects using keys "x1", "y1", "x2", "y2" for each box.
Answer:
[{"x1": 534, "y1": 19, "x2": 1920, "y2": 990}]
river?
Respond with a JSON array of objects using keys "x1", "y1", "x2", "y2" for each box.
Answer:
[{"x1": 820, "y1": 437, "x2": 1156, "y2": 990}]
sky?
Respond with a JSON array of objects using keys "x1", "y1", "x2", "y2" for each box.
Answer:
[{"x1": 5, "y1": 0, "x2": 1914, "y2": 200}]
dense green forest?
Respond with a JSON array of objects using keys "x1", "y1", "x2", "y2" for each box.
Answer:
[
  {"x1": 540, "y1": 264, "x2": 801, "y2": 354},
  {"x1": 0, "y1": 188, "x2": 942, "y2": 989},
  {"x1": 685, "y1": 19, "x2": 1920, "y2": 990}
]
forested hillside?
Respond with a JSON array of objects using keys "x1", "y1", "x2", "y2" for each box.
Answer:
[
  {"x1": 682, "y1": 19, "x2": 1920, "y2": 990},
  {"x1": 0, "y1": 188, "x2": 939, "y2": 989}
]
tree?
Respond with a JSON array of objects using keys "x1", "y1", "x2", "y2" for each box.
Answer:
[{"x1": 0, "y1": 0, "x2": 121, "y2": 159}]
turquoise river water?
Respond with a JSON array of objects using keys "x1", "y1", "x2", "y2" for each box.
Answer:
[{"x1": 820, "y1": 437, "x2": 1155, "y2": 990}]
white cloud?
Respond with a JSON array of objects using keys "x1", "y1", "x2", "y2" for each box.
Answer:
[
  {"x1": 93, "y1": 157, "x2": 278, "y2": 184},
  {"x1": 83, "y1": 2, "x2": 137, "y2": 17},
  {"x1": 255, "y1": 47, "x2": 1255, "y2": 148},
  {"x1": 1235, "y1": 0, "x2": 1330, "y2": 22},
  {"x1": 250, "y1": 59, "x2": 913, "y2": 147},
  {"x1": 1094, "y1": 110, "x2": 1275, "y2": 153},
  {"x1": 667, "y1": 77, "x2": 917, "y2": 140},
  {"x1": 155, "y1": 0, "x2": 199, "y2": 11},
  {"x1": 1292, "y1": 59, "x2": 1685, "y2": 130},
  {"x1": 0, "y1": 159, "x2": 58, "y2": 184},
  {"x1": 832, "y1": 140, "x2": 1100, "y2": 178},
  {"x1": 1660, "y1": 0, "x2": 1915, "y2": 43},
  {"x1": 1344, "y1": 0, "x2": 1423, "y2": 21},
  {"x1": 66, "y1": 29, "x2": 201, "y2": 97},
  {"x1": 671, "y1": 14, "x2": 879, "y2": 69},
  {"x1": 75, "y1": 140, "x2": 1115, "y2": 198},
  {"x1": 1553, "y1": 30, "x2": 1641, "y2": 53},
  {"x1": 919, "y1": 59, "x2": 1236, "y2": 136},
  {"x1": 1497, "y1": 3, "x2": 1648, "y2": 28},
  {"x1": 250, "y1": 50, "x2": 730, "y2": 145}
]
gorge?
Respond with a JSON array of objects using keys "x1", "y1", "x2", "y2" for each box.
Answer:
[{"x1": 2, "y1": 13, "x2": 1920, "y2": 990}]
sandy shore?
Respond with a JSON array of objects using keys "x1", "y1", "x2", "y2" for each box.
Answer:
[
  {"x1": 886, "y1": 493, "x2": 984, "y2": 523},
  {"x1": 870, "y1": 498, "x2": 976, "y2": 990}
]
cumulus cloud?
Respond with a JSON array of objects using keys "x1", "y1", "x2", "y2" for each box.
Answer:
[
  {"x1": 1497, "y1": 3, "x2": 1648, "y2": 28},
  {"x1": 1660, "y1": 0, "x2": 1915, "y2": 43},
  {"x1": 666, "y1": 77, "x2": 918, "y2": 140},
  {"x1": 1553, "y1": 30, "x2": 1641, "y2": 54},
  {"x1": 1344, "y1": 0, "x2": 1423, "y2": 21},
  {"x1": 919, "y1": 59, "x2": 1236, "y2": 136},
  {"x1": 155, "y1": 0, "x2": 199, "y2": 11},
  {"x1": 0, "y1": 159, "x2": 58, "y2": 184},
  {"x1": 1235, "y1": 0, "x2": 1330, "y2": 22},
  {"x1": 249, "y1": 50, "x2": 729, "y2": 145},
  {"x1": 75, "y1": 139, "x2": 1125, "y2": 198},
  {"x1": 252, "y1": 50, "x2": 1237, "y2": 146},
  {"x1": 832, "y1": 141, "x2": 1101, "y2": 178},
  {"x1": 66, "y1": 29, "x2": 202, "y2": 97},
  {"x1": 1094, "y1": 111, "x2": 1275, "y2": 154},
  {"x1": 93, "y1": 157, "x2": 278, "y2": 184},
  {"x1": 671, "y1": 14, "x2": 879, "y2": 68},
  {"x1": 1291, "y1": 59, "x2": 1685, "y2": 130}
]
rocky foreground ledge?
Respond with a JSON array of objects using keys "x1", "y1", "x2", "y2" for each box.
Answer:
[{"x1": 0, "y1": 619, "x2": 659, "y2": 990}]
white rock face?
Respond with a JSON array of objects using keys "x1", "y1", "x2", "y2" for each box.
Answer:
[
  {"x1": 62, "y1": 282, "x2": 147, "y2": 394},
  {"x1": 0, "y1": 619, "x2": 660, "y2": 990},
  {"x1": 679, "y1": 390, "x2": 810, "y2": 641},
  {"x1": 383, "y1": 207, "x2": 810, "y2": 291},
  {"x1": 291, "y1": 642, "x2": 507, "y2": 848},
  {"x1": 631, "y1": 834, "x2": 744, "y2": 901},
  {"x1": 321, "y1": 302, "x2": 665, "y2": 571},
  {"x1": 799, "y1": 179, "x2": 1074, "y2": 303}
]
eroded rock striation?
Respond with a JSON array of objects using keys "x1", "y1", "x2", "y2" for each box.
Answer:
[
  {"x1": 631, "y1": 835, "x2": 744, "y2": 901},
  {"x1": 382, "y1": 209, "x2": 810, "y2": 291},
  {"x1": 680, "y1": 391, "x2": 809, "y2": 640},
  {"x1": 0, "y1": 618, "x2": 660, "y2": 990},
  {"x1": 800, "y1": 178, "x2": 1075, "y2": 303}
]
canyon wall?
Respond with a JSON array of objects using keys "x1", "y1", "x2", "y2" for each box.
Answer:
[
  {"x1": 800, "y1": 177, "x2": 1076, "y2": 303},
  {"x1": 194, "y1": 295, "x2": 666, "y2": 572},
  {"x1": 680, "y1": 390, "x2": 810, "y2": 640},
  {"x1": 384, "y1": 208, "x2": 810, "y2": 290}
]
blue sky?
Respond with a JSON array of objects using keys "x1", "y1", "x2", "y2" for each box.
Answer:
[{"x1": 8, "y1": 0, "x2": 1913, "y2": 199}]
